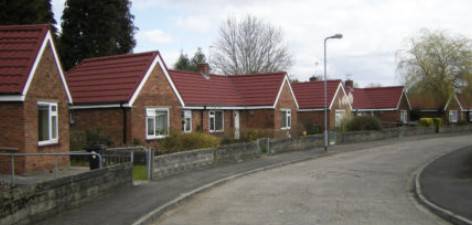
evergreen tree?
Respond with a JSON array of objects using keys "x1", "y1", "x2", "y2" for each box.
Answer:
[
  {"x1": 174, "y1": 52, "x2": 194, "y2": 71},
  {"x1": 174, "y1": 48, "x2": 209, "y2": 72},
  {"x1": 191, "y1": 48, "x2": 207, "y2": 65},
  {"x1": 59, "y1": 0, "x2": 137, "y2": 69},
  {"x1": 0, "y1": 0, "x2": 57, "y2": 34}
]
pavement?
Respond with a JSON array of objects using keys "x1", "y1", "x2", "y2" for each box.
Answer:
[
  {"x1": 35, "y1": 133, "x2": 470, "y2": 225},
  {"x1": 156, "y1": 135, "x2": 472, "y2": 225},
  {"x1": 419, "y1": 146, "x2": 472, "y2": 223}
]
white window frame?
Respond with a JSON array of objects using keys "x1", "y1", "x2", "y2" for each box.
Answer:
[
  {"x1": 400, "y1": 110, "x2": 408, "y2": 124},
  {"x1": 209, "y1": 110, "x2": 224, "y2": 133},
  {"x1": 182, "y1": 110, "x2": 192, "y2": 133},
  {"x1": 335, "y1": 109, "x2": 345, "y2": 128},
  {"x1": 38, "y1": 101, "x2": 59, "y2": 146},
  {"x1": 145, "y1": 107, "x2": 170, "y2": 140},
  {"x1": 449, "y1": 110, "x2": 459, "y2": 123},
  {"x1": 280, "y1": 109, "x2": 291, "y2": 130}
]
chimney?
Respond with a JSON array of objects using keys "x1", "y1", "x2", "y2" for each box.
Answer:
[
  {"x1": 309, "y1": 76, "x2": 319, "y2": 82},
  {"x1": 197, "y1": 63, "x2": 210, "y2": 75},
  {"x1": 344, "y1": 79, "x2": 353, "y2": 90}
]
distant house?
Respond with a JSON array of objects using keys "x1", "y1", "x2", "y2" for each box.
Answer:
[
  {"x1": 169, "y1": 65, "x2": 299, "y2": 139},
  {"x1": 67, "y1": 51, "x2": 184, "y2": 147},
  {"x1": 457, "y1": 94, "x2": 472, "y2": 122},
  {"x1": 0, "y1": 24, "x2": 73, "y2": 174},
  {"x1": 347, "y1": 82, "x2": 411, "y2": 125},
  {"x1": 408, "y1": 93, "x2": 467, "y2": 124},
  {"x1": 442, "y1": 94, "x2": 464, "y2": 124},
  {"x1": 292, "y1": 80, "x2": 351, "y2": 131}
]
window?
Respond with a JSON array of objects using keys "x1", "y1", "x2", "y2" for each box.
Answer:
[
  {"x1": 38, "y1": 102, "x2": 58, "y2": 146},
  {"x1": 335, "y1": 110, "x2": 345, "y2": 128},
  {"x1": 146, "y1": 108, "x2": 169, "y2": 139},
  {"x1": 280, "y1": 109, "x2": 291, "y2": 129},
  {"x1": 181, "y1": 110, "x2": 192, "y2": 133},
  {"x1": 469, "y1": 111, "x2": 472, "y2": 122},
  {"x1": 209, "y1": 110, "x2": 224, "y2": 132},
  {"x1": 400, "y1": 110, "x2": 408, "y2": 124},
  {"x1": 449, "y1": 110, "x2": 459, "y2": 123}
]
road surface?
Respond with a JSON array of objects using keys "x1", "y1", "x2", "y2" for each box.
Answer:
[{"x1": 156, "y1": 135, "x2": 472, "y2": 225}]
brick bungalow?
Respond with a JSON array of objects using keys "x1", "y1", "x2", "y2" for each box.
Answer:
[
  {"x1": 67, "y1": 51, "x2": 184, "y2": 147},
  {"x1": 443, "y1": 94, "x2": 467, "y2": 124},
  {"x1": 348, "y1": 83, "x2": 411, "y2": 126},
  {"x1": 408, "y1": 93, "x2": 463, "y2": 124},
  {"x1": 457, "y1": 94, "x2": 472, "y2": 122},
  {"x1": 168, "y1": 65, "x2": 300, "y2": 139},
  {"x1": 292, "y1": 80, "x2": 352, "y2": 131},
  {"x1": 0, "y1": 24, "x2": 73, "y2": 174}
]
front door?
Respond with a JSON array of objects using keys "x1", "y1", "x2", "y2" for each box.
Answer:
[{"x1": 234, "y1": 111, "x2": 240, "y2": 139}]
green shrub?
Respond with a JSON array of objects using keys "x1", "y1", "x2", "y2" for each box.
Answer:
[
  {"x1": 419, "y1": 118, "x2": 434, "y2": 127},
  {"x1": 85, "y1": 129, "x2": 112, "y2": 149},
  {"x1": 160, "y1": 131, "x2": 220, "y2": 153},
  {"x1": 432, "y1": 118, "x2": 442, "y2": 127},
  {"x1": 241, "y1": 129, "x2": 272, "y2": 141},
  {"x1": 70, "y1": 130, "x2": 86, "y2": 150},
  {"x1": 345, "y1": 116, "x2": 381, "y2": 131}
]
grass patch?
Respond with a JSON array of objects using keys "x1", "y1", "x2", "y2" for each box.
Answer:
[{"x1": 133, "y1": 165, "x2": 147, "y2": 180}]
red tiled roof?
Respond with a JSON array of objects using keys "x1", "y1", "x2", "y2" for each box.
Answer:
[
  {"x1": 0, "y1": 24, "x2": 49, "y2": 94},
  {"x1": 169, "y1": 70, "x2": 287, "y2": 107},
  {"x1": 408, "y1": 93, "x2": 446, "y2": 110},
  {"x1": 291, "y1": 80, "x2": 342, "y2": 109},
  {"x1": 67, "y1": 51, "x2": 159, "y2": 104},
  {"x1": 352, "y1": 86, "x2": 405, "y2": 109}
]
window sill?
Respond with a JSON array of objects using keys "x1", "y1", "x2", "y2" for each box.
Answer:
[
  {"x1": 280, "y1": 127, "x2": 291, "y2": 130},
  {"x1": 209, "y1": 130, "x2": 224, "y2": 133},
  {"x1": 146, "y1": 135, "x2": 168, "y2": 140},
  {"x1": 38, "y1": 140, "x2": 59, "y2": 147}
]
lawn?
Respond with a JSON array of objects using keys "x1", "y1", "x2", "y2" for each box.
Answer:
[{"x1": 132, "y1": 165, "x2": 148, "y2": 180}]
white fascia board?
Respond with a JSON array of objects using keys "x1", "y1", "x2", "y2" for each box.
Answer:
[
  {"x1": 272, "y1": 75, "x2": 296, "y2": 109},
  {"x1": 0, "y1": 95, "x2": 23, "y2": 102},
  {"x1": 182, "y1": 106, "x2": 274, "y2": 110},
  {"x1": 22, "y1": 31, "x2": 74, "y2": 104},
  {"x1": 69, "y1": 104, "x2": 125, "y2": 109},
  {"x1": 298, "y1": 108, "x2": 325, "y2": 112},
  {"x1": 354, "y1": 108, "x2": 397, "y2": 112},
  {"x1": 127, "y1": 54, "x2": 186, "y2": 107}
]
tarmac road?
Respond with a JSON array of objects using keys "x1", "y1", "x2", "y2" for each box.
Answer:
[{"x1": 156, "y1": 135, "x2": 472, "y2": 225}]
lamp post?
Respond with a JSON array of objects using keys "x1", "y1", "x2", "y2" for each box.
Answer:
[{"x1": 323, "y1": 34, "x2": 343, "y2": 151}]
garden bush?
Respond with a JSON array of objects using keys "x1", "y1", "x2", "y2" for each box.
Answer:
[
  {"x1": 345, "y1": 116, "x2": 381, "y2": 131},
  {"x1": 304, "y1": 122, "x2": 321, "y2": 135},
  {"x1": 419, "y1": 118, "x2": 434, "y2": 127},
  {"x1": 159, "y1": 131, "x2": 220, "y2": 153},
  {"x1": 240, "y1": 129, "x2": 273, "y2": 141}
]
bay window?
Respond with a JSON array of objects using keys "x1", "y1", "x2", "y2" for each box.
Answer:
[
  {"x1": 146, "y1": 108, "x2": 169, "y2": 139},
  {"x1": 38, "y1": 102, "x2": 58, "y2": 146}
]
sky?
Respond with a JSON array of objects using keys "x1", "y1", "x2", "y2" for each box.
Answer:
[{"x1": 51, "y1": 0, "x2": 472, "y2": 87}]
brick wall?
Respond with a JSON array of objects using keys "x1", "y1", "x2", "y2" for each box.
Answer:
[
  {"x1": 274, "y1": 81, "x2": 299, "y2": 138},
  {"x1": 71, "y1": 108, "x2": 127, "y2": 147},
  {"x1": 0, "y1": 43, "x2": 70, "y2": 174},
  {"x1": 130, "y1": 64, "x2": 182, "y2": 146}
]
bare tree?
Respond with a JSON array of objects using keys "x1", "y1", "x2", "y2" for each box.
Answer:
[{"x1": 211, "y1": 15, "x2": 293, "y2": 75}]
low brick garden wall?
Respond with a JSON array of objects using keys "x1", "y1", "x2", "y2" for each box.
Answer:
[{"x1": 0, "y1": 163, "x2": 132, "y2": 225}]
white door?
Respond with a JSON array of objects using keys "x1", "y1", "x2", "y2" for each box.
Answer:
[{"x1": 234, "y1": 111, "x2": 240, "y2": 139}]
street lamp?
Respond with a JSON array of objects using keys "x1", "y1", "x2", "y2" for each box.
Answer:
[{"x1": 323, "y1": 33, "x2": 343, "y2": 151}]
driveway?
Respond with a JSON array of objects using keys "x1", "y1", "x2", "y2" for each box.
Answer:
[{"x1": 156, "y1": 136, "x2": 472, "y2": 225}]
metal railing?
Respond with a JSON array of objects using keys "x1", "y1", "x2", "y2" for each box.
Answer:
[{"x1": 0, "y1": 151, "x2": 104, "y2": 187}]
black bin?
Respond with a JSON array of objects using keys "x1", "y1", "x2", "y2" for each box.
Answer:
[{"x1": 85, "y1": 145, "x2": 106, "y2": 170}]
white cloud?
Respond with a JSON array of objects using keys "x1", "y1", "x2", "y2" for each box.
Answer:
[
  {"x1": 137, "y1": 29, "x2": 173, "y2": 44},
  {"x1": 176, "y1": 16, "x2": 212, "y2": 33}
]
